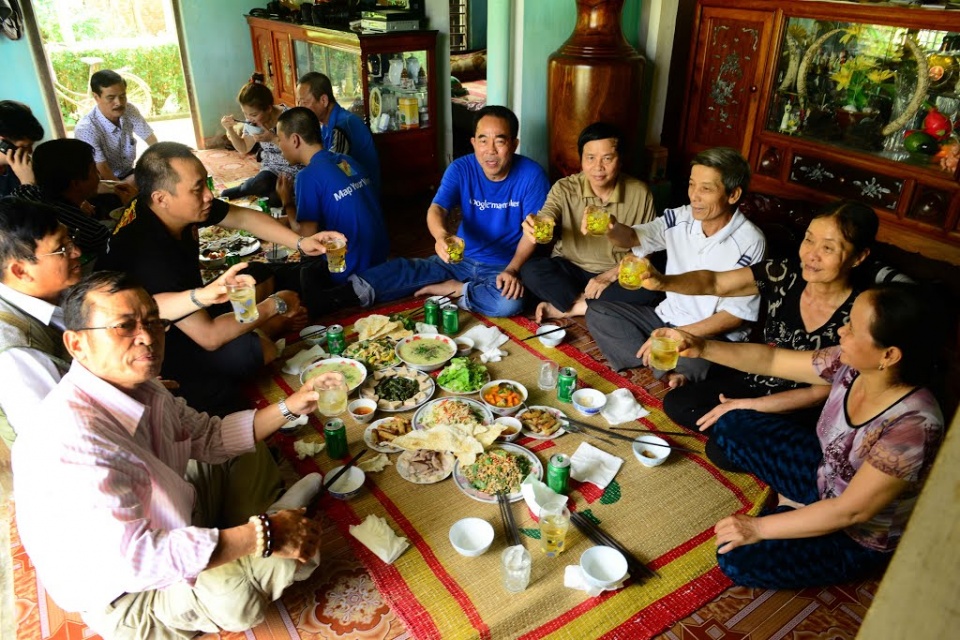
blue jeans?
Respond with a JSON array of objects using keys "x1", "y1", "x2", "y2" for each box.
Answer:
[{"x1": 353, "y1": 256, "x2": 523, "y2": 317}]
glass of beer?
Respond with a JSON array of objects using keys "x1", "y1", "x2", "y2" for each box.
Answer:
[
  {"x1": 650, "y1": 336, "x2": 680, "y2": 371},
  {"x1": 315, "y1": 374, "x2": 348, "y2": 417},
  {"x1": 539, "y1": 503, "x2": 570, "y2": 557},
  {"x1": 584, "y1": 204, "x2": 611, "y2": 236},
  {"x1": 324, "y1": 237, "x2": 347, "y2": 273},
  {"x1": 225, "y1": 283, "x2": 259, "y2": 324},
  {"x1": 618, "y1": 254, "x2": 649, "y2": 290},
  {"x1": 445, "y1": 235, "x2": 465, "y2": 264},
  {"x1": 533, "y1": 214, "x2": 555, "y2": 244}
]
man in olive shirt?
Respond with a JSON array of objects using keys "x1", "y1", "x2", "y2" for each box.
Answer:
[{"x1": 519, "y1": 122, "x2": 660, "y2": 322}]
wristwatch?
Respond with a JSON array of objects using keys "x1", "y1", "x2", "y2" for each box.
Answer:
[
  {"x1": 269, "y1": 294, "x2": 288, "y2": 315},
  {"x1": 278, "y1": 399, "x2": 299, "y2": 422}
]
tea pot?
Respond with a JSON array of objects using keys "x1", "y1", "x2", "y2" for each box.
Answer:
[
  {"x1": 387, "y1": 54, "x2": 404, "y2": 86},
  {"x1": 405, "y1": 54, "x2": 421, "y2": 81}
]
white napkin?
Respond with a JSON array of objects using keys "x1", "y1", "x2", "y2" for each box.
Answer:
[
  {"x1": 564, "y1": 565, "x2": 629, "y2": 597},
  {"x1": 569, "y1": 442, "x2": 623, "y2": 489},
  {"x1": 600, "y1": 389, "x2": 650, "y2": 425},
  {"x1": 292, "y1": 439, "x2": 325, "y2": 460},
  {"x1": 521, "y1": 473, "x2": 567, "y2": 519},
  {"x1": 350, "y1": 515, "x2": 410, "y2": 564},
  {"x1": 282, "y1": 344, "x2": 327, "y2": 375},
  {"x1": 414, "y1": 322, "x2": 439, "y2": 334},
  {"x1": 358, "y1": 453, "x2": 392, "y2": 473},
  {"x1": 461, "y1": 325, "x2": 509, "y2": 363},
  {"x1": 274, "y1": 337, "x2": 286, "y2": 355}
]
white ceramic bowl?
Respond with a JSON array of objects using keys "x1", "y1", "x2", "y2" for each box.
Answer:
[
  {"x1": 493, "y1": 416, "x2": 522, "y2": 442},
  {"x1": 326, "y1": 466, "x2": 365, "y2": 500},
  {"x1": 299, "y1": 325, "x2": 327, "y2": 346},
  {"x1": 632, "y1": 435, "x2": 670, "y2": 467},
  {"x1": 454, "y1": 337, "x2": 474, "y2": 356},
  {"x1": 537, "y1": 324, "x2": 566, "y2": 348},
  {"x1": 580, "y1": 545, "x2": 628, "y2": 589},
  {"x1": 479, "y1": 379, "x2": 528, "y2": 416},
  {"x1": 347, "y1": 398, "x2": 377, "y2": 424},
  {"x1": 449, "y1": 517, "x2": 495, "y2": 557},
  {"x1": 394, "y1": 333, "x2": 458, "y2": 372},
  {"x1": 571, "y1": 388, "x2": 607, "y2": 416},
  {"x1": 199, "y1": 251, "x2": 226, "y2": 269}
]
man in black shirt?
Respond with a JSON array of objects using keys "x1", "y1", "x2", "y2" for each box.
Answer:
[
  {"x1": 0, "y1": 100, "x2": 44, "y2": 198},
  {"x1": 101, "y1": 142, "x2": 343, "y2": 414}
]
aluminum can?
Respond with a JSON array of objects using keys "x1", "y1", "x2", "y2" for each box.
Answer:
[
  {"x1": 556, "y1": 366, "x2": 577, "y2": 403},
  {"x1": 441, "y1": 303, "x2": 459, "y2": 335},
  {"x1": 206, "y1": 175, "x2": 217, "y2": 196},
  {"x1": 423, "y1": 298, "x2": 441, "y2": 327},
  {"x1": 224, "y1": 253, "x2": 240, "y2": 266},
  {"x1": 326, "y1": 324, "x2": 346, "y2": 355},
  {"x1": 547, "y1": 454, "x2": 570, "y2": 495},
  {"x1": 257, "y1": 197, "x2": 271, "y2": 213},
  {"x1": 323, "y1": 418, "x2": 348, "y2": 459}
]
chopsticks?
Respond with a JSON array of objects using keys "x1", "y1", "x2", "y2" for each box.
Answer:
[
  {"x1": 319, "y1": 449, "x2": 367, "y2": 497},
  {"x1": 564, "y1": 417, "x2": 701, "y2": 454},
  {"x1": 300, "y1": 326, "x2": 328, "y2": 341},
  {"x1": 570, "y1": 510, "x2": 658, "y2": 581},
  {"x1": 497, "y1": 492, "x2": 521, "y2": 546},
  {"x1": 402, "y1": 292, "x2": 463, "y2": 321},
  {"x1": 609, "y1": 426, "x2": 702, "y2": 438},
  {"x1": 521, "y1": 325, "x2": 568, "y2": 342}
]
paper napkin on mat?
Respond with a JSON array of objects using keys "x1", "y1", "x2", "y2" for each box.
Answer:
[
  {"x1": 600, "y1": 388, "x2": 650, "y2": 425},
  {"x1": 521, "y1": 474, "x2": 567, "y2": 519},
  {"x1": 358, "y1": 453, "x2": 392, "y2": 473},
  {"x1": 283, "y1": 344, "x2": 327, "y2": 375},
  {"x1": 569, "y1": 442, "x2": 623, "y2": 489},
  {"x1": 564, "y1": 565, "x2": 629, "y2": 597},
  {"x1": 461, "y1": 325, "x2": 509, "y2": 363},
  {"x1": 350, "y1": 515, "x2": 410, "y2": 564},
  {"x1": 414, "y1": 322, "x2": 439, "y2": 334}
]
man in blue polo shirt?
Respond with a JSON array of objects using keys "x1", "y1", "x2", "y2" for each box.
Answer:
[
  {"x1": 296, "y1": 72, "x2": 381, "y2": 195},
  {"x1": 321, "y1": 105, "x2": 550, "y2": 318}
]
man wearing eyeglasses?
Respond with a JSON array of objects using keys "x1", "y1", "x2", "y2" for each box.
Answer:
[{"x1": 13, "y1": 270, "x2": 337, "y2": 638}]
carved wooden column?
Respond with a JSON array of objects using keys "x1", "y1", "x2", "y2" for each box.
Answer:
[{"x1": 547, "y1": 0, "x2": 645, "y2": 180}]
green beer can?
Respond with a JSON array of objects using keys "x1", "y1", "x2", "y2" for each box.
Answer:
[
  {"x1": 556, "y1": 367, "x2": 577, "y2": 403},
  {"x1": 423, "y1": 297, "x2": 441, "y2": 327},
  {"x1": 323, "y1": 418, "x2": 348, "y2": 459},
  {"x1": 257, "y1": 197, "x2": 271, "y2": 213},
  {"x1": 326, "y1": 324, "x2": 345, "y2": 355},
  {"x1": 441, "y1": 304, "x2": 459, "y2": 335},
  {"x1": 547, "y1": 454, "x2": 570, "y2": 494}
]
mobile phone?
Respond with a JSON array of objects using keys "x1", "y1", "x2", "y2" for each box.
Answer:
[{"x1": 0, "y1": 139, "x2": 15, "y2": 155}]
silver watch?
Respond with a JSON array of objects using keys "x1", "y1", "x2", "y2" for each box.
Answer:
[
  {"x1": 269, "y1": 294, "x2": 288, "y2": 315},
  {"x1": 277, "y1": 399, "x2": 299, "y2": 422}
]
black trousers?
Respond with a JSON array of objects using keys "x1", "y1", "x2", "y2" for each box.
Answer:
[
  {"x1": 220, "y1": 170, "x2": 280, "y2": 206},
  {"x1": 519, "y1": 255, "x2": 662, "y2": 312}
]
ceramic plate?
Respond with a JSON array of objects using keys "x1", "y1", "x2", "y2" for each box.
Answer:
[
  {"x1": 360, "y1": 366, "x2": 435, "y2": 412},
  {"x1": 363, "y1": 416, "x2": 413, "y2": 453},
  {"x1": 516, "y1": 405, "x2": 567, "y2": 440},
  {"x1": 396, "y1": 449, "x2": 455, "y2": 484},
  {"x1": 412, "y1": 397, "x2": 492, "y2": 431},
  {"x1": 452, "y1": 443, "x2": 543, "y2": 504},
  {"x1": 299, "y1": 357, "x2": 367, "y2": 392}
]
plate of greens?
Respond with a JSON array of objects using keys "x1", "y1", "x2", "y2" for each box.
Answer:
[
  {"x1": 436, "y1": 357, "x2": 490, "y2": 395},
  {"x1": 360, "y1": 366, "x2": 435, "y2": 412}
]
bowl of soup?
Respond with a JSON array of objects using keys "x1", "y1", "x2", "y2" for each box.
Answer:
[
  {"x1": 300, "y1": 357, "x2": 368, "y2": 392},
  {"x1": 395, "y1": 334, "x2": 457, "y2": 372}
]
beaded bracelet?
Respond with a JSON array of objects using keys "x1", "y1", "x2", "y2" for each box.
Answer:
[
  {"x1": 249, "y1": 514, "x2": 265, "y2": 557},
  {"x1": 248, "y1": 513, "x2": 274, "y2": 558}
]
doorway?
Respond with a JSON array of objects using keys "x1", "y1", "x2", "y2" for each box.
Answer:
[{"x1": 29, "y1": 0, "x2": 197, "y2": 150}]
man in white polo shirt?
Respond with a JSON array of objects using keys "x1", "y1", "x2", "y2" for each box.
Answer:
[{"x1": 585, "y1": 147, "x2": 766, "y2": 388}]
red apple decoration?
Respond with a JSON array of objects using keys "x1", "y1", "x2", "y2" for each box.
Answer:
[{"x1": 924, "y1": 107, "x2": 952, "y2": 141}]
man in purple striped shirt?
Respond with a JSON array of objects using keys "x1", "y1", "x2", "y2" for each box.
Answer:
[{"x1": 13, "y1": 271, "x2": 338, "y2": 639}]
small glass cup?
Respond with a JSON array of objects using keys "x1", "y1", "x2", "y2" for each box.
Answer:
[
  {"x1": 584, "y1": 205, "x2": 611, "y2": 236},
  {"x1": 225, "y1": 282, "x2": 259, "y2": 324},
  {"x1": 539, "y1": 504, "x2": 570, "y2": 557},
  {"x1": 323, "y1": 237, "x2": 348, "y2": 273},
  {"x1": 445, "y1": 235, "x2": 465, "y2": 263},
  {"x1": 618, "y1": 254, "x2": 649, "y2": 290},
  {"x1": 501, "y1": 545, "x2": 532, "y2": 592},
  {"x1": 538, "y1": 360, "x2": 560, "y2": 390},
  {"x1": 650, "y1": 336, "x2": 680, "y2": 371},
  {"x1": 315, "y1": 374, "x2": 348, "y2": 417},
  {"x1": 532, "y1": 214, "x2": 555, "y2": 244}
]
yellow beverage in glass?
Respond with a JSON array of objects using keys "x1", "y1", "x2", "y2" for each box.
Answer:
[
  {"x1": 650, "y1": 336, "x2": 680, "y2": 371},
  {"x1": 446, "y1": 236, "x2": 465, "y2": 263},
  {"x1": 316, "y1": 387, "x2": 348, "y2": 417},
  {"x1": 324, "y1": 238, "x2": 347, "y2": 273},
  {"x1": 533, "y1": 214, "x2": 555, "y2": 244},
  {"x1": 226, "y1": 284, "x2": 259, "y2": 323},
  {"x1": 585, "y1": 205, "x2": 610, "y2": 235},
  {"x1": 539, "y1": 506, "x2": 570, "y2": 557},
  {"x1": 618, "y1": 254, "x2": 648, "y2": 290}
]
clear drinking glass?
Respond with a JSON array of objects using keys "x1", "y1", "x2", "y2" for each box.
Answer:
[
  {"x1": 225, "y1": 283, "x2": 259, "y2": 324},
  {"x1": 618, "y1": 254, "x2": 649, "y2": 290},
  {"x1": 315, "y1": 374, "x2": 348, "y2": 417},
  {"x1": 533, "y1": 214, "x2": 555, "y2": 244},
  {"x1": 323, "y1": 237, "x2": 348, "y2": 273},
  {"x1": 584, "y1": 205, "x2": 611, "y2": 235},
  {"x1": 650, "y1": 336, "x2": 680, "y2": 371},
  {"x1": 445, "y1": 235, "x2": 465, "y2": 263},
  {"x1": 538, "y1": 360, "x2": 560, "y2": 390},
  {"x1": 501, "y1": 545, "x2": 532, "y2": 592},
  {"x1": 539, "y1": 504, "x2": 570, "y2": 557}
]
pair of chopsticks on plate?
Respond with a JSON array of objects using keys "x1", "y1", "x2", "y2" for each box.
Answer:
[
  {"x1": 569, "y1": 510, "x2": 658, "y2": 581},
  {"x1": 402, "y1": 291, "x2": 463, "y2": 321},
  {"x1": 318, "y1": 449, "x2": 367, "y2": 498},
  {"x1": 497, "y1": 492, "x2": 522, "y2": 546},
  {"x1": 563, "y1": 417, "x2": 701, "y2": 454},
  {"x1": 521, "y1": 324, "x2": 570, "y2": 342}
]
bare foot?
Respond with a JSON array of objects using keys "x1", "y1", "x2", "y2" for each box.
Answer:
[
  {"x1": 415, "y1": 279, "x2": 463, "y2": 298},
  {"x1": 777, "y1": 494, "x2": 806, "y2": 509},
  {"x1": 663, "y1": 372, "x2": 688, "y2": 389},
  {"x1": 535, "y1": 301, "x2": 567, "y2": 324}
]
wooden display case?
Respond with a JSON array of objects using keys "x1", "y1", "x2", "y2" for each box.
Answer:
[
  {"x1": 246, "y1": 16, "x2": 440, "y2": 198},
  {"x1": 680, "y1": 0, "x2": 960, "y2": 265}
]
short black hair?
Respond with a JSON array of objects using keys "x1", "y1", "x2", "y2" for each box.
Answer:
[
  {"x1": 90, "y1": 70, "x2": 125, "y2": 95},
  {"x1": 277, "y1": 107, "x2": 320, "y2": 145},
  {"x1": 32, "y1": 139, "x2": 96, "y2": 198},
  {"x1": 297, "y1": 71, "x2": 335, "y2": 101},
  {"x1": 0, "y1": 199, "x2": 62, "y2": 276},
  {"x1": 865, "y1": 283, "x2": 943, "y2": 388},
  {"x1": 135, "y1": 141, "x2": 199, "y2": 200},
  {"x1": 473, "y1": 105, "x2": 519, "y2": 140},
  {"x1": 691, "y1": 147, "x2": 751, "y2": 196},
  {"x1": 577, "y1": 122, "x2": 623, "y2": 159},
  {"x1": 0, "y1": 100, "x2": 44, "y2": 143},
  {"x1": 62, "y1": 271, "x2": 143, "y2": 331}
]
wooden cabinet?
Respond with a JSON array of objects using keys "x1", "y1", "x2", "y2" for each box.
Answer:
[
  {"x1": 681, "y1": 0, "x2": 960, "y2": 265},
  {"x1": 246, "y1": 17, "x2": 440, "y2": 197}
]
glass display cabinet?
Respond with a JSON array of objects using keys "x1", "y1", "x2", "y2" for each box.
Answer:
[
  {"x1": 681, "y1": 1, "x2": 960, "y2": 265},
  {"x1": 247, "y1": 16, "x2": 439, "y2": 197}
]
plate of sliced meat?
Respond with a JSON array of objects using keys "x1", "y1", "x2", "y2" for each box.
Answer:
[{"x1": 395, "y1": 449, "x2": 455, "y2": 484}]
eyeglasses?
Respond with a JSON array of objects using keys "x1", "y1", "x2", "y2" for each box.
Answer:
[
  {"x1": 75, "y1": 318, "x2": 172, "y2": 338},
  {"x1": 36, "y1": 238, "x2": 79, "y2": 260}
]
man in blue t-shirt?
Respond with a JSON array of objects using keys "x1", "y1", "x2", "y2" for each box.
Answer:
[
  {"x1": 275, "y1": 108, "x2": 389, "y2": 311},
  {"x1": 321, "y1": 105, "x2": 549, "y2": 318}
]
